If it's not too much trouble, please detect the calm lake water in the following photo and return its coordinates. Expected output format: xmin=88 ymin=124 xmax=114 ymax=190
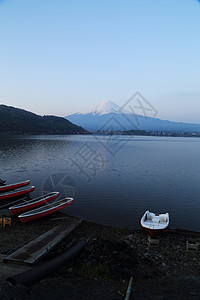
xmin=0 ymin=135 xmax=200 ymax=231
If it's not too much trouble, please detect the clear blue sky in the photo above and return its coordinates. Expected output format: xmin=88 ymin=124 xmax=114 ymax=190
xmin=0 ymin=0 xmax=200 ymax=123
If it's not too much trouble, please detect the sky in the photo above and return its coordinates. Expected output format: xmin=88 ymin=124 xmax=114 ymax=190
xmin=0 ymin=0 xmax=200 ymax=123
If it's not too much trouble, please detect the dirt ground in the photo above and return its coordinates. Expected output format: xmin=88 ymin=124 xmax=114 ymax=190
xmin=0 ymin=213 xmax=200 ymax=299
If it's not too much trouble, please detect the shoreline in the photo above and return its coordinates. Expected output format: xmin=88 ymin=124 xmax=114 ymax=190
xmin=65 ymin=212 xmax=200 ymax=234
xmin=1 ymin=213 xmax=200 ymax=299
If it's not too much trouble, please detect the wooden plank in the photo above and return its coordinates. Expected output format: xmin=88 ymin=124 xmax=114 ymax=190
xmin=3 ymin=219 xmax=82 ymax=266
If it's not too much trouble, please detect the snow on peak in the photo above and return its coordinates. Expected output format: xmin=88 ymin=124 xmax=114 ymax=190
xmin=81 ymin=100 xmax=121 ymax=115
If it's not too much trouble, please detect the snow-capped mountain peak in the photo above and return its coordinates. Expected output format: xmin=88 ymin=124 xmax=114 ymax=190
xmin=65 ymin=100 xmax=200 ymax=132
xmin=80 ymin=100 xmax=121 ymax=116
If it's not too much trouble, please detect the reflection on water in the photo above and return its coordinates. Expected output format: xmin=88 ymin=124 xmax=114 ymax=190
xmin=1 ymin=135 xmax=200 ymax=231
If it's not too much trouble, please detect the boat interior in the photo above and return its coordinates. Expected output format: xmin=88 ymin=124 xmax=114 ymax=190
xmin=20 ymin=198 xmax=73 ymax=216
xmin=12 ymin=192 xmax=58 ymax=208
xmin=144 ymin=212 xmax=168 ymax=224
xmin=4 ymin=186 xmax=34 ymax=195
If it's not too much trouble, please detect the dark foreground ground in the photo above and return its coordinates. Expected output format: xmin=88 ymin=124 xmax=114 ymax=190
xmin=0 ymin=214 xmax=200 ymax=299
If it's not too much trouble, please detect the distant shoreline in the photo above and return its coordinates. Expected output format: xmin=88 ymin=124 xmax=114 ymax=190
xmin=0 ymin=130 xmax=200 ymax=138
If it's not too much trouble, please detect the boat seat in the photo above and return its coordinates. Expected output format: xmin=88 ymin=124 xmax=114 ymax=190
xmin=144 ymin=220 xmax=153 ymax=225
xmin=159 ymin=216 xmax=167 ymax=223
xmin=152 ymin=216 xmax=160 ymax=223
xmin=146 ymin=214 xmax=153 ymax=221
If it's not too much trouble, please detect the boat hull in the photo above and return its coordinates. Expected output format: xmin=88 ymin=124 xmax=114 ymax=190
xmin=9 ymin=192 xmax=60 ymax=215
xmin=0 ymin=186 xmax=35 ymax=200
xmin=0 ymin=180 xmax=30 ymax=193
xmin=19 ymin=198 xmax=74 ymax=223
xmin=141 ymin=224 xmax=169 ymax=236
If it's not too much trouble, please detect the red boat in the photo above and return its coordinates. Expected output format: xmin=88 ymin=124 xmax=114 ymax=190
xmin=0 ymin=186 xmax=35 ymax=201
xmin=9 ymin=192 xmax=60 ymax=215
xmin=0 ymin=180 xmax=30 ymax=193
xmin=140 ymin=211 xmax=169 ymax=236
xmin=18 ymin=197 xmax=74 ymax=223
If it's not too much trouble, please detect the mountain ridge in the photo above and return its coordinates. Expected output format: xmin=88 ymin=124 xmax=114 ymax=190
xmin=0 ymin=104 xmax=86 ymax=134
xmin=65 ymin=100 xmax=200 ymax=132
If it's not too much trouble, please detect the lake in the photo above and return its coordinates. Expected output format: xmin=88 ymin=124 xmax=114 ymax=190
xmin=0 ymin=135 xmax=200 ymax=231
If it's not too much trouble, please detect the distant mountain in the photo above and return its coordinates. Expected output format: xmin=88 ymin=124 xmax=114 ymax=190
xmin=80 ymin=100 xmax=124 ymax=115
xmin=0 ymin=105 xmax=86 ymax=134
xmin=66 ymin=100 xmax=200 ymax=133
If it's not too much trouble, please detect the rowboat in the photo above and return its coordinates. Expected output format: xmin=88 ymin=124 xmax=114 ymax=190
xmin=18 ymin=198 xmax=74 ymax=223
xmin=0 ymin=180 xmax=30 ymax=193
xmin=140 ymin=211 xmax=169 ymax=236
xmin=0 ymin=186 xmax=35 ymax=201
xmin=9 ymin=192 xmax=60 ymax=215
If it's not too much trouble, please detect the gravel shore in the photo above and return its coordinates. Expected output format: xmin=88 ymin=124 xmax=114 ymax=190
xmin=0 ymin=214 xmax=200 ymax=299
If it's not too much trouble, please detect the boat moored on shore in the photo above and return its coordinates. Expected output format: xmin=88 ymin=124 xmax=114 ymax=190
xmin=9 ymin=192 xmax=60 ymax=215
xmin=18 ymin=197 xmax=74 ymax=223
xmin=0 ymin=186 xmax=35 ymax=201
xmin=141 ymin=211 xmax=169 ymax=236
xmin=0 ymin=180 xmax=30 ymax=193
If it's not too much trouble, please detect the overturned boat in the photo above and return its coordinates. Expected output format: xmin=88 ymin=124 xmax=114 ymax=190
xmin=9 ymin=192 xmax=60 ymax=215
xmin=141 ymin=211 xmax=169 ymax=236
xmin=18 ymin=197 xmax=74 ymax=223
xmin=0 ymin=180 xmax=30 ymax=193
xmin=0 ymin=186 xmax=35 ymax=201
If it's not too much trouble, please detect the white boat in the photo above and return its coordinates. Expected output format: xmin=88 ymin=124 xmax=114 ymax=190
xmin=140 ymin=211 xmax=169 ymax=236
